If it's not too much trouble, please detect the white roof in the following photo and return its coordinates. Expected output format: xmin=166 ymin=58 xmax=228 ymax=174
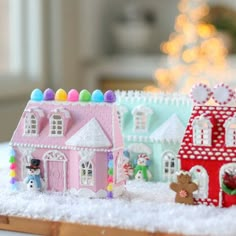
xmin=150 ymin=114 xmax=185 ymax=143
xmin=128 ymin=143 xmax=152 ymax=154
xmin=66 ymin=118 xmax=111 ymax=148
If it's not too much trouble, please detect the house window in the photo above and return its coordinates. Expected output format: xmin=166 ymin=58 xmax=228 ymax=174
xmin=49 ymin=114 xmax=63 ymax=136
xmin=192 ymin=115 xmax=212 ymax=146
xmin=24 ymin=113 xmax=38 ymax=136
xmin=163 ymin=151 xmax=176 ymax=182
xmin=80 ymin=161 xmax=93 ymax=186
xmin=132 ymin=106 xmax=153 ymax=132
xmin=190 ymin=166 xmax=209 ymax=199
xmin=224 ymin=117 xmax=236 ymax=147
xmin=134 ymin=111 xmax=147 ymax=131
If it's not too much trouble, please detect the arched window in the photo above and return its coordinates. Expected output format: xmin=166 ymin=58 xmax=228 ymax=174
xmin=190 ymin=165 xmax=209 ymax=199
xmin=224 ymin=116 xmax=236 ymax=147
xmin=162 ymin=151 xmax=176 ymax=182
xmin=49 ymin=114 xmax=63 ymax=136
xmin=132 ymin=106 xmax=153 ymax=132
xmin=80 ymin=161 xmax=93 ymax=186
xmin=192 ymin=115 xmax=212 ymax=146
xmin=24 ymin=113 xmax=38 ymax=136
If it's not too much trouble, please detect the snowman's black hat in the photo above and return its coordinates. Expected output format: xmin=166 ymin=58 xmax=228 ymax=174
xmin=26 ymin=159 xmax=40 ymax=169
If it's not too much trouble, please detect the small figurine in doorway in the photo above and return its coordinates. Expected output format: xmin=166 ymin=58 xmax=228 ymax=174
xmin=24 ymin=159 xmax=43 ymax=191
xmin=134 ymin=153 xmax=152 ymax=181
xmin=170 ymin=171 xmax=198 ymax=205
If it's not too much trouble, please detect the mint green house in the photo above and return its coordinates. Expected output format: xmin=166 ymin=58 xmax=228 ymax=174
xmin=116 ymin=91 xmax=193 ymax=182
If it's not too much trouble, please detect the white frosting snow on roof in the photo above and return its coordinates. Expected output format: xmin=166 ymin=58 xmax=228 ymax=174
xmin=150 ymin=114 xmax=185 ymax=143
xmin=66 ymin=118 xmax=111 ymax=148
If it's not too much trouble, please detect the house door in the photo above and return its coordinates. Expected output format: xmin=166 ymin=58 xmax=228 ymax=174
xmin=219 ymin=163 xmax=236 ymax=207
xmin=43 ymin=151 xmax=67 ymax=191
xmin=162 ymin=151 xmax=176 ymax=182
xmin=190 ymin=165 xmax=209 ymax=200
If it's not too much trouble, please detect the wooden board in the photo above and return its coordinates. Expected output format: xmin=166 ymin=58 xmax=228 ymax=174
xmin=0 ymin=215 xmax=182 ymax=236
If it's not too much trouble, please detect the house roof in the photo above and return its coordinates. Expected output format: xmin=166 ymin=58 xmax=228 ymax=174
xmin=178 ymin=105 xmax=236 ymax=162
xmin=150 ymin=114 xmax=185 ymax=143
xmin=10 ymin=101 xmax=123 ymax=152
xmin=66 ymin=118 xmax=111 ymax=148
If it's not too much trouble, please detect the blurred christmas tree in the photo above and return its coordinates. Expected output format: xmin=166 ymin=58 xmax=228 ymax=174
xmin=146 ymin=0 xmax=232 ymax=93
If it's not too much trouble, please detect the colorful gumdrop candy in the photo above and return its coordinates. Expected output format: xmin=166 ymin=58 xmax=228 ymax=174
xmin=43 ymin=88 xmax=55 ymax=101
xmin=104 ymin=90 xmax=116 ymax=103
xmin=79 ymin=89 xmax=91 ymax=102
xmin=55 ymin=89 xmax=67 ymax=101
xmin=91 ymin=90 xmax=104 ymax=102
xmin=31 ymin=89 xmax=43 ymax=101
xmin=68 ymin=89 xmax=79 ymax=101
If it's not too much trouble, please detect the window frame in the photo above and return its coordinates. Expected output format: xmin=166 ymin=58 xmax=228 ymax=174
xmin=162 ymin=151 xmax=176 ymax=182
xmin=224 ymin=116 xmax=236 ymax=147
xmin=192 ymin=115 xmax=212 ymax=146
xmin=80 ymin=161 xmax=94 ymax=186
xmin=49 ymin=114 xmax=64 ymax=137
xmin=24 ymin=112 xmax=38 ymax=136
xmin=132 ymin=106 xmax=153 ymax=133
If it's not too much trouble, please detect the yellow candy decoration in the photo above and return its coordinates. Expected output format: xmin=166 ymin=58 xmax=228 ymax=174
xmin=10 ymin=170 xmax=16 ymax=177
xmin=107 ymin=183 xmax=113 ymax=191
xmin=55 ymin=89 xmax=67 ymax=101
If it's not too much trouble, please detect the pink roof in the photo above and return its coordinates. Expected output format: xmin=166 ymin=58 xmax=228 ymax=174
xmin=178 ymin=105 xmax=236 ymax=162
xmin=11 ymin=101 xmax=123 ymax=151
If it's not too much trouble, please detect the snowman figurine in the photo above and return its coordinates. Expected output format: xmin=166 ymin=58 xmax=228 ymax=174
xmin=134 ymin=153 xmax=152 ymax=181
xmin=24 ymin=159 xmax=43 ymax=191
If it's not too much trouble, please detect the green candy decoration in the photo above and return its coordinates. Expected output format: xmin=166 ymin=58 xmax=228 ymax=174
xmin=108 ymin=168 xmax=113 ymax=176
xmin=9 ymin=156 xmax=15 ymax=163
xmin=79 ymin=89 xmax=91 ymax=102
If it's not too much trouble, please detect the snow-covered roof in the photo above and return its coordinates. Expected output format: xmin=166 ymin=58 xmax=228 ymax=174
xmin=150 ymin=114 xmax=185 ymax=143
xmin=178 ymin=105 xmax=236 ymax=161
xmin=66 ymin=118 xmax=111 ymax=148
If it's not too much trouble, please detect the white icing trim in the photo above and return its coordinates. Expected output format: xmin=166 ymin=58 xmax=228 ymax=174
xmin=29 ymin=100 xmax=115 ymax=107
xmin=43 ymin=150 xmax=67 ymax=191
xmin=115 ymin=90 xmax=192 ymax=106
xmin=66 ymin=118 xmax=111 ymax=148
xmin=128 ymin=143 xmax=152 ymax=154
xmin=11 ymin=142 xmax=123 ymax=152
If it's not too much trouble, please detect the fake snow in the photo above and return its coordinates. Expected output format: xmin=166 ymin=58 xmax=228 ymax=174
xmin=1 ymin=144 xmax=236 ymax=235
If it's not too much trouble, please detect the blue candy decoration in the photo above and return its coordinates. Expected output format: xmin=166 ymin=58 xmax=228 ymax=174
xmin=108 ymin=160 xmax=114 ymax=168
xmin=123 ymin=150 xmax=130 ymax=158
xmin=10 ymin=149 xmax=16 ymax=157
xmin=31 ymin=89 xmax=43 ymax=101
xmin=91 ymin=89 xmax=104 ymax=102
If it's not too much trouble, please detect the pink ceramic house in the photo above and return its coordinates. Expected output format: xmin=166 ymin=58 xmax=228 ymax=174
xmin=10 ymin=88 xmax=125 ymax=198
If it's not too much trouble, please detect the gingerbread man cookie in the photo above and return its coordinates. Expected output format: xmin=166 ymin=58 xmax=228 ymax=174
xmin=170 ymin=171 xmax=198 ymax=205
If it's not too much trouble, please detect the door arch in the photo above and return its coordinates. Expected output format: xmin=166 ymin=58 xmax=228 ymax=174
xmin=162 ymin=151 xmax=177 ymax=182
xmin=43 ymin=150 xmax=67 ymax=191
xmin=190 ymin=165 xmax=209 ymax=199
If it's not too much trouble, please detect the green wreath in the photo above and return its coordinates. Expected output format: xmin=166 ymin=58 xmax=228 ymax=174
xmin=222 ymin=182 xmax=236 ymax=195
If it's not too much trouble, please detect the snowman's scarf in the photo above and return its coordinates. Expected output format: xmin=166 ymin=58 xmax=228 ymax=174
xmin=134 ymin=165 xmax=148 ymax=181
xmin=25 ymin=174 xmax=42 ymax=188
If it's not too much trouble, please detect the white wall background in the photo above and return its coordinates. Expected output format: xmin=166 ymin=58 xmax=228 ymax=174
xmin=78 ymin=0 xmax=236 ymax=61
